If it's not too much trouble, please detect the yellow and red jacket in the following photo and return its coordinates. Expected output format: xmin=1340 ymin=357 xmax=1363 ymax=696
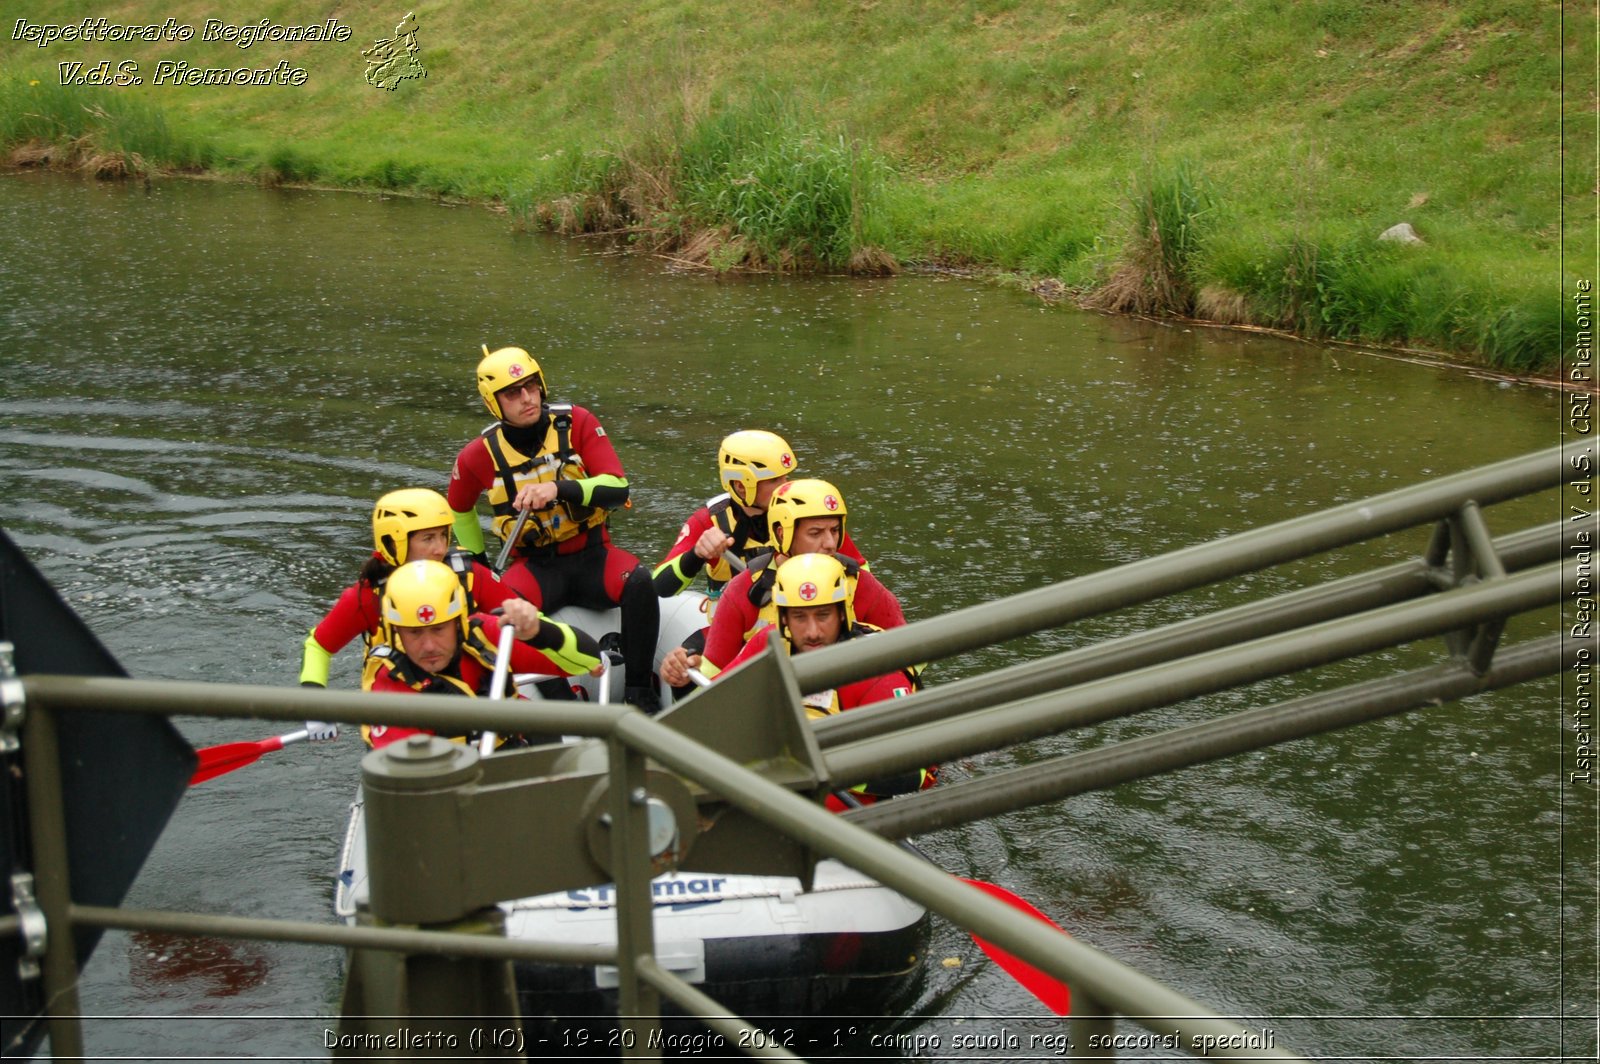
xmin=722 ymin=622 xmax=934 ymax=805
xmin=360 ymin=612 xmax=601 ymax=747
xmin=447 ymin=404 xmax=630 ymax=558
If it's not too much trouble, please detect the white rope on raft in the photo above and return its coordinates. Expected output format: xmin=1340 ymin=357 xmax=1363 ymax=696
xmin=503 ymin=875 xmax=888 ymax=911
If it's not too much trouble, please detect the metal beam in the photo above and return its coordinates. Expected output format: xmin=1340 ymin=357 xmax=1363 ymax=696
xmin=794 ymin=441 xmax=1581 ymax=692
xmin=19 ymin=704 xmax=83 ymax=1060
xmin=604 ymin=707 xmax=1311 ymax=1062
xmin=822 ymin=561 xmax=1562 ymax=784
xmin=608 ymin=736 xmax=661 ymax=1055
xmin=634 ymin=957 xmax=804 ymax=1061
xmin=816 ymin=518 xmax=1571 ymax=747
xmin=18 ymin=674 xmax=632 ymax=734
xmin=843 ymin=633 xmax=1573 ymax=838
xmin=70 ymin=904 xmax=613 ymax=965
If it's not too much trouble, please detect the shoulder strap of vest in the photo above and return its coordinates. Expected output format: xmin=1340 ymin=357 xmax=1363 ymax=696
xmin=746 ymin=552 xmax=777 ymax=606
xmin=443 ymin=549 xmax=477 ymax=605
xmin=481 ymin=427 xmax=522 ymax=509
xmin=370 ymin=642 xmax=432 ymax=691
xmin=462 ymin=618 xmax=497 ymax=662
xmin=836 ymin=555 xmax=862 ymax=578
xmin=459 ymin=618 xmax=508 ymax=695
xmin=548 ymin=404 xmax=575 ymax=462
xmin=709 ymin=498 xmax=753 ymax=556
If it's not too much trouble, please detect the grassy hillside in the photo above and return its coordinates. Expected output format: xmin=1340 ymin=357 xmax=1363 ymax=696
xmin=2 ymin=0 xmax=1590 ymax=373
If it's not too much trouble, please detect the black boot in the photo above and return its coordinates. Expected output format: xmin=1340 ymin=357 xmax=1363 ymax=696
xmin=533 ymin=676 xmax=577 ymax=701
xmin=624 ymin=684 xmax=662 ymax=715
xmin=618 ymin=566 xmax=661 ymax=706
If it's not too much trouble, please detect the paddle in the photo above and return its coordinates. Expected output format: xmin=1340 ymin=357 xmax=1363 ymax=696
xmin=595 ymin=649 xmax=617 ymax=705
xmin=683 ymin=671 xmax=1071 ymax=1014
xmin=189 ymin=728 xmax=310 ymax=786
xmin=956 ymin=877 xmax=1072 ymax=1015
xmin=478 ymin=617 xmax=518 ymax=755
xmin=831 ymin=788 xmax=1071 ymax=1015
xmin=494 ymin=507 xmax=532 ymax=574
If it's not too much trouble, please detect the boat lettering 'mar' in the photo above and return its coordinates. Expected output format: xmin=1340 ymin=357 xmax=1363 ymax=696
xmin=565 ymin=876 xmax=731 ymax=911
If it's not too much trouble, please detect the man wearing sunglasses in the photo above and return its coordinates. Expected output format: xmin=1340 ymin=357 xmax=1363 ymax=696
xmin=448 ymin=345 xmax=661 ymax=713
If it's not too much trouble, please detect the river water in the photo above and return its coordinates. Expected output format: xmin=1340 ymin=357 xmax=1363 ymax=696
xmin=0 ymin=171 xmax=1589 ymax=1062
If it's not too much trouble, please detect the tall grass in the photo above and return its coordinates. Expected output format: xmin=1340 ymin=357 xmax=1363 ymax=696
xmin=1089 ymin=162 xmax=1216 ymax=317
xmin=1199 ymin=224 xmax=1562 ymax=369
xmin=505 ymin=147 xmax=631 ymax=234
xmin=0 ymin=77 xmax=211 ymax=176
xmin=0 ymin=0 xmax=1576 ymax=370
xmin=672 ymin=95 xmax=895 ymax=272
xmin=508 ymin=92 xmax=897 ymax=274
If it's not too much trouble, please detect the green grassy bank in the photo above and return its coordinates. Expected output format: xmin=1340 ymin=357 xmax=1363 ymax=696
xmin=3 ymin=1 xmax=1591 ymax=374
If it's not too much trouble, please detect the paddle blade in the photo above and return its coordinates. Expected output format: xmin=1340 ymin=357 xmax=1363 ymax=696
xmin=960 ymin=877 xmax=1072 ymax=1016
xmin=188 ymin=731 xmax=303 ymax=786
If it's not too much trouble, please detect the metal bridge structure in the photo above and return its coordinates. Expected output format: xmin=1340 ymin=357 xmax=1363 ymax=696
xmin=1 ymin=440 xmax=1591 ymax=1061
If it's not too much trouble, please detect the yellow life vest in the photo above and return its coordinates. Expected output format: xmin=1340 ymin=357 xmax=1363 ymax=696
xmin=354 ymin=552 xmax=481 ymax=687
xmin=699 ymin=495 xmax=777 ymax=614
xmin=360 ymin=619 xmax=510 ymax=746
xmin=480 ymin=406 xmax=608 ymax=551
xmin=363 ymin=618 xmax=504 ymax=694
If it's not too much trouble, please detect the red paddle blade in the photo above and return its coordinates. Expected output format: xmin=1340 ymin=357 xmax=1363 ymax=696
xmin=189 ymin=735 xmax=287 ymax=786
xmin=960 ymin=877 xmax=1072 ymax=1016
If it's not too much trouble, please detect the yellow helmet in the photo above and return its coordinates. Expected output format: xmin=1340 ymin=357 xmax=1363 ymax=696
xmin=372 ymin=488 xmax=453 ymax=566
xmin=718 ymin=430 xmax=798 ymax=508
xmin=380 ymin=560 xmax=469 ymax=644
xmin=772 ymin=552 xmax=854 ymax=629
xmin=767 ymin=478 xmax=847 ymax=556
xmin=476 ymin=344 xmax=547 ymax=420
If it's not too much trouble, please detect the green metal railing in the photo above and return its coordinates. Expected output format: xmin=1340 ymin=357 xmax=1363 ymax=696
xmin=17 ymin=674 xmax=1315 ymax=1063
xmin=7 ymin=440 xmax=1588 ymax=1061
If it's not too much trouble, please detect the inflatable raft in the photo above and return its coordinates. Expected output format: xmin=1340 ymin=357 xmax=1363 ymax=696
xmin=540 ymin=589 xmax=711 ymax=706
xmin=334 ymin=797 xmax=928 ymax=1028
xmin=335 ymin=590 xmax=929 ymax=1032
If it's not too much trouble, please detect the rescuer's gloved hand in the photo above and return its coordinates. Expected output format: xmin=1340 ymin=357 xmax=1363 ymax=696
xmin=304 ymin=720 xmax=340 ymax=742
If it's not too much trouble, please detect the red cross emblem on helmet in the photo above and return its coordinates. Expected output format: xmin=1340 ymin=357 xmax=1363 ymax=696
xmin=780 ymin=452 xmax=793 ymax=468
xmin=508 ymin=363 xmax=525 ymax=378
xmin=823 ymin=494 xmax=839 ymax=511
xmin=798 ymin=581 xmax=819 ymax=602
xmin=416 ymin=604 xmax=437 ymax=623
